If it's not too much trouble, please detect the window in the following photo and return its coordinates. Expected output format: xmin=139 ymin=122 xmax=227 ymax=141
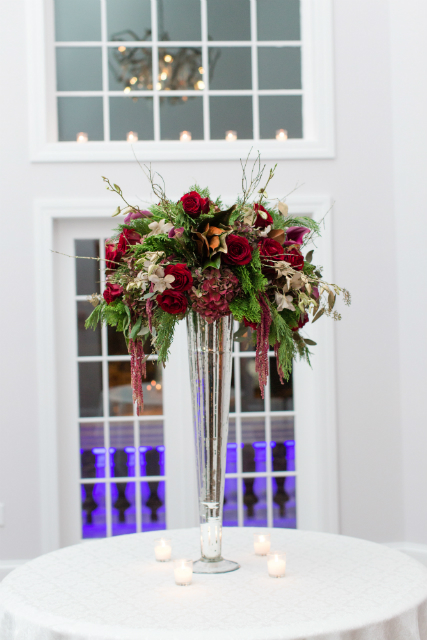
xmin=224 ymin=324 xmax=296 ymax=528
xmin=29 ymin=0 xmax=334 ymax=160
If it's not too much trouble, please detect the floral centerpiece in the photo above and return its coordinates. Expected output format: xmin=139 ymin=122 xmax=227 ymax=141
xmin=86 ymin=160 xmax=349 ymax=416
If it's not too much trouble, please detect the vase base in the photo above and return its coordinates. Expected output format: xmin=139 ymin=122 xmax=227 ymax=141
xmin=193 ymin=558 xmax=240 ymax=574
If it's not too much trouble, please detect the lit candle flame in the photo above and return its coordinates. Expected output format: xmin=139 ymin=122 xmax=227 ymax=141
xmin=276 ymin=129 xmax=288 ymax=141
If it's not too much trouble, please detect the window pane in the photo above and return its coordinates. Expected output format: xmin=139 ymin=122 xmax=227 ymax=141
xmin=55 ymin=0 xmax=101 ymax=42
xmin=141 ymin=361 xmax=163 ymax=415
xmin=258 ymin=46 xmax=301 ymax=90
xmin=158 ymin=0 xmax=201 ymax=41
xmin=240 ymin=358 xmax=264 ymax=412
xmin=270 ymin=358 xmax=293 ymax=410
xmin=108 ymin=47 xmax=153 ymax=91
xmin=111 ymin=482 xmax=137 ymax=535
xmin=81 ymin=482 xmax=106 ymax=538
xmin=237 ymin=324 xmax=256 ymax=352
xmin=242 ymin=417 xmax=266 ymax=472
xmin=257 ymin=0 xmax=301 ymax=41
xmin=271 ymin=416 xmax=295 ymax=471
xmin=223 ymin=478 xmax=238 ymax=526
xmin=207 ymin=0 xmax=251 ymax=41
xmin=139 ymin=420 xmax=164 ymax=449
xmin=208 ymin=47 xmax=251 ymax=90
xmin=272 ymin=476 xmax=296 ymax=528
xmin=79 ymin=362 xmax=103 ymax=417
xmin=106 ymin=0 xmax=152 ymax=41
xmin=109 ymin=361 xmax=133 ymax=416
xmin=141 ymin=480 xmax=166 ymax=530
xmin=243 ymin=477 xmax=267 ymax=526
xmin=75 ymin=240 xmax=100 ymax=295
xmin=77 ymin=301 xmax=101 ymax=357
xmin=80 ymin=423 xmax=104 ymax=478
xmin=226 ymin=418 xmax=237 ymax=472
xmin=58 ymin=97 xmax=104 ymax=141
xmin=259 ymin=95 xmax=302 ymax=139
xmin=160 ymin=97 xmax=203 ymax=140
xmin=109 ymin=97 xmax=154 ymax=140
xmin=108 ymin=324 xmax=128 ymax=356
xmin=158 ymin=47 xmax=202 ymax=91
xmin=56 ymin=48 xmax=102 ymax=91
xmin=110 ymin=422 xmax=135 ymax=476
xmin=209 ymin=96 xmax=253 ymax=140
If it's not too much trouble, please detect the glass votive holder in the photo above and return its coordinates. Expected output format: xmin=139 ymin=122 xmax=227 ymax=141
xmin=267 ymin=552 xmax=286 ymax=578
xmin=179 ymin=130 xmax=192 ymax=142
xmin=254 ymin=532 xmax=271 ymax=556
xmin=76 ymin=132 xmax=88 ymax=143
xmin=126 ymin=131 xmax=138 ymax=143
xmin=276 ymin=128 xmax=288 ymax=141
xmin=154 ymin=538 xmax=172 ymax=562
xmin=174 ymin=559 xmax=193 ymax=586
xmin=225 ymin=130 xmax=237 ymax=142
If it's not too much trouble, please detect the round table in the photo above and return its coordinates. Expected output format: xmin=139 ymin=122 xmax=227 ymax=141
xmin=1 ymin=527 xmax=427 ymax=640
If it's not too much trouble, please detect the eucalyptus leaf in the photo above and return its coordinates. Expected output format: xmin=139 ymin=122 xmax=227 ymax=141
xmin=137 ymin=325 xmax=150 ymax=336
xmin=143 ymin=291 xmax=156 ymax=299
xmin=312 ymin=308 xmax=325 ymax=323
xmin=123 ymin=305 xmax=131 ymax=331
xmin=328 ymin=291 xmax=336 ymax=311
xmin=130 ymin=317 xmax=142 ymax=340
xmin=304 ymin=338 xmax=317 ymax=346
xmin=305 ymin=249 xmax=314 ymax=264
xmin=202 ymin=255 xmax=221 ymax=270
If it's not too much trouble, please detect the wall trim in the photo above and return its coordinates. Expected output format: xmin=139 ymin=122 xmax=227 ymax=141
xmin=35 ymin=194 xmax=338 ymax=552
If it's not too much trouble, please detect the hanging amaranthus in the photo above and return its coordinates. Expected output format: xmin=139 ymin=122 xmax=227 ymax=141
xmin=255 ymin=294 xmax=272 ymax=398
xmin=128 ymin=338 xmax=146 ymax=416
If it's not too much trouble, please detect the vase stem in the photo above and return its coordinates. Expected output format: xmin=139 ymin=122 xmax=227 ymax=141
xmin=186 ymin=312 xmax=240 ymax=574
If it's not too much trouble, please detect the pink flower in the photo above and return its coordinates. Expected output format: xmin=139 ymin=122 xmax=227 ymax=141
xmin=124 ymin=209 xmax=152 ymax=224
xmin=168 ymin=226 xmax=185 ymax=239
xmin=284 ymin=226 xmax=310 ymax=247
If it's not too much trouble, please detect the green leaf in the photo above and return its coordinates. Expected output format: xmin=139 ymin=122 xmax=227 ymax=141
xmin=113 ymin=183 xmax=121 ymax=192
xmin=312 ymin=308 xmax=325 ymax=323
xmin=209 ymin=205 xmax=236 ymax=227
xmin=328 ymin=291 xmax=336 ymax=311
xmin=143 ymin=291 xmax=156 ymax=299
xmin=305 ymin=249 xmax=314 ymax=263
xmin=112 ymin=206 xmax=121 ymax=217
xmin=130 ymin=317 xmax=142 ymax=340
xmin=123 ymin=305 xmax=131 ymax=331
xmin=233 ymin=325 xmax=248 ymax=340
xmin=202 ymin=255 xmax=221 ymax=270
xmin=304 ymin=338 xmax=317 ymax=346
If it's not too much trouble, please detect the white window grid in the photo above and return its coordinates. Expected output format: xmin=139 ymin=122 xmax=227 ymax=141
xmin=76 ymin=237 xmax=165 ymax=538
xmin=54 ymin=0 xmax=303 ymax=142
xmin=227 ymin=321 xmax=296 ymax=528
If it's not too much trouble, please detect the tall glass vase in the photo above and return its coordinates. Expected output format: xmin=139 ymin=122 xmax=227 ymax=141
xmin=187 ymin=312 xmax=240 ymax=574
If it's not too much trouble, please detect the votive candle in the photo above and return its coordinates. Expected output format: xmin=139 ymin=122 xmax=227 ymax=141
xmin=225 ymin=130 xmax=237 ymax=142
xmin=76 ymin=132 xmax=88 ymax=143
xmin=276 ymin=129 xmax=288 ymax=141
xmin=180 ymin=130 xmax=192 ymax=142
xmin=267 ymin=552 xmax=286 ymax=578
xmin=154 ymin=538 xmax=172 ymax=562
xmin=174 ymin=559 xmax=193 ymax=586
xmin=254 ymin=533 xmax=271 ymax=556
xmin=126 ymin=131 xmax=138 ymax=142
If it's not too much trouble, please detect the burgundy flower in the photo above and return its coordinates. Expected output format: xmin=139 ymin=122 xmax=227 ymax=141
xmin=123 ymin=209 xmax=152 ymax=224
xmin=284 ymin=226 xmax=310 ymax=247
xmin=164 ymin=264 xmax=193 ymax=292
xmin=103 ymin=283 xmax=123 ymax=304
xmin=117 ymin=228 xmax=142 ymax=254
xmin=156 ymin=290 xmax=188 ymax=315
xmin=243 ymin=317 xmax=258 ymax=330
xmin=180 ymin=191 xmax=210 ymax=218
xmin=105 ymin=243 xmax=122 ymax=270
xmin=258 ymin=238 xmax=285 ymax=276
xmin=254 ymin=203 xmax=273 ymax=229
xmin=284 ymin=247 xmax=304 ymax=271
xmin=168 ymin=226 xmax=184 ymax=239
xmin=222 ymin=234 xmax=252 ymax=266
xmin=292 ymin=313 xmax=309 ymax=332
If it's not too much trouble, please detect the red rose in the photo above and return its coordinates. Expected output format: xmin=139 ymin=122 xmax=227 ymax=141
xmin=285 ymin=247 xmax=304 ymax=271
xmin=105 ymin=243 xmax=122 ymax=270
xmin=103 ymin=283 xmax=123 ymax=304
xmin=258 ymin=238 xmax=285 ymax=276
xmin=117 ymin=228 xmax=142 ymax=254
xmin=243 ymin=317 xmax=258 ymax=330
xmin=222 ymin=234 xmax=252 ymax=266
xmin=180 ymin=191 xmax=210 ymax=218
xmin=292 ymin=313 xmax=309 ymax=332
xmin=164 ymin=264 xmax=193 ymax=292
xmin=254 ymin=203 xmax=273 ymax=229
xmin=156 ymin=290 xmax=188 ymax=315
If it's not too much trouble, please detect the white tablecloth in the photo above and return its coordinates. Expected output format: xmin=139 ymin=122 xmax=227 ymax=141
xmin=1 ymin=527 xmax=427 ymax=640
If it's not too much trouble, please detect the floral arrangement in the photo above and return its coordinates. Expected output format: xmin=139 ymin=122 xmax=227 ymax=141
xmin=85 ymin=159 xmax=350 ymax=414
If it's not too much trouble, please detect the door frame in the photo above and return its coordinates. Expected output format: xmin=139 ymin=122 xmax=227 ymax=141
xmin=34 ymin=194 xmax=338 ymax=553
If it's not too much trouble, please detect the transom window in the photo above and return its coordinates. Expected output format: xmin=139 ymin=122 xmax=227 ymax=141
xmin=54 ymin=0 xmax=303 ymax=143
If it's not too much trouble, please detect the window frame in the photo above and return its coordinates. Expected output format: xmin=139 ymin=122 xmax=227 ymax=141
xmin=28 ymin=0 xmax=335 ymax=162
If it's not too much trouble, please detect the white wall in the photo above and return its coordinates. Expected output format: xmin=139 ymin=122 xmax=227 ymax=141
xmin=0 ymin=0 xmax=417 ymax=562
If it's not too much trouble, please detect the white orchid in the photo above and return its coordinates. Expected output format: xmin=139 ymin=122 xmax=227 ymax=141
xmin=258 ymin=225 xmax=272 ymax=237
xmin=147 ymin=219 xmax=174 ymax=237
xmin=275 ymin=290 xmax=295 ymax=312
xmin=148 ymin=266 xmax=175 ymax=293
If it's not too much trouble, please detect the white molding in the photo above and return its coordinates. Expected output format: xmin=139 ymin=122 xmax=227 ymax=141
xmin=35 ymin=194 xmax=338 ymax=550
xmin=0 ymin=561 xmax=28 ymax=582
xmin=27 ymin=0 xmax=335 ymax=162
xmin=383 ymin=542 xmax=427 ymax=567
